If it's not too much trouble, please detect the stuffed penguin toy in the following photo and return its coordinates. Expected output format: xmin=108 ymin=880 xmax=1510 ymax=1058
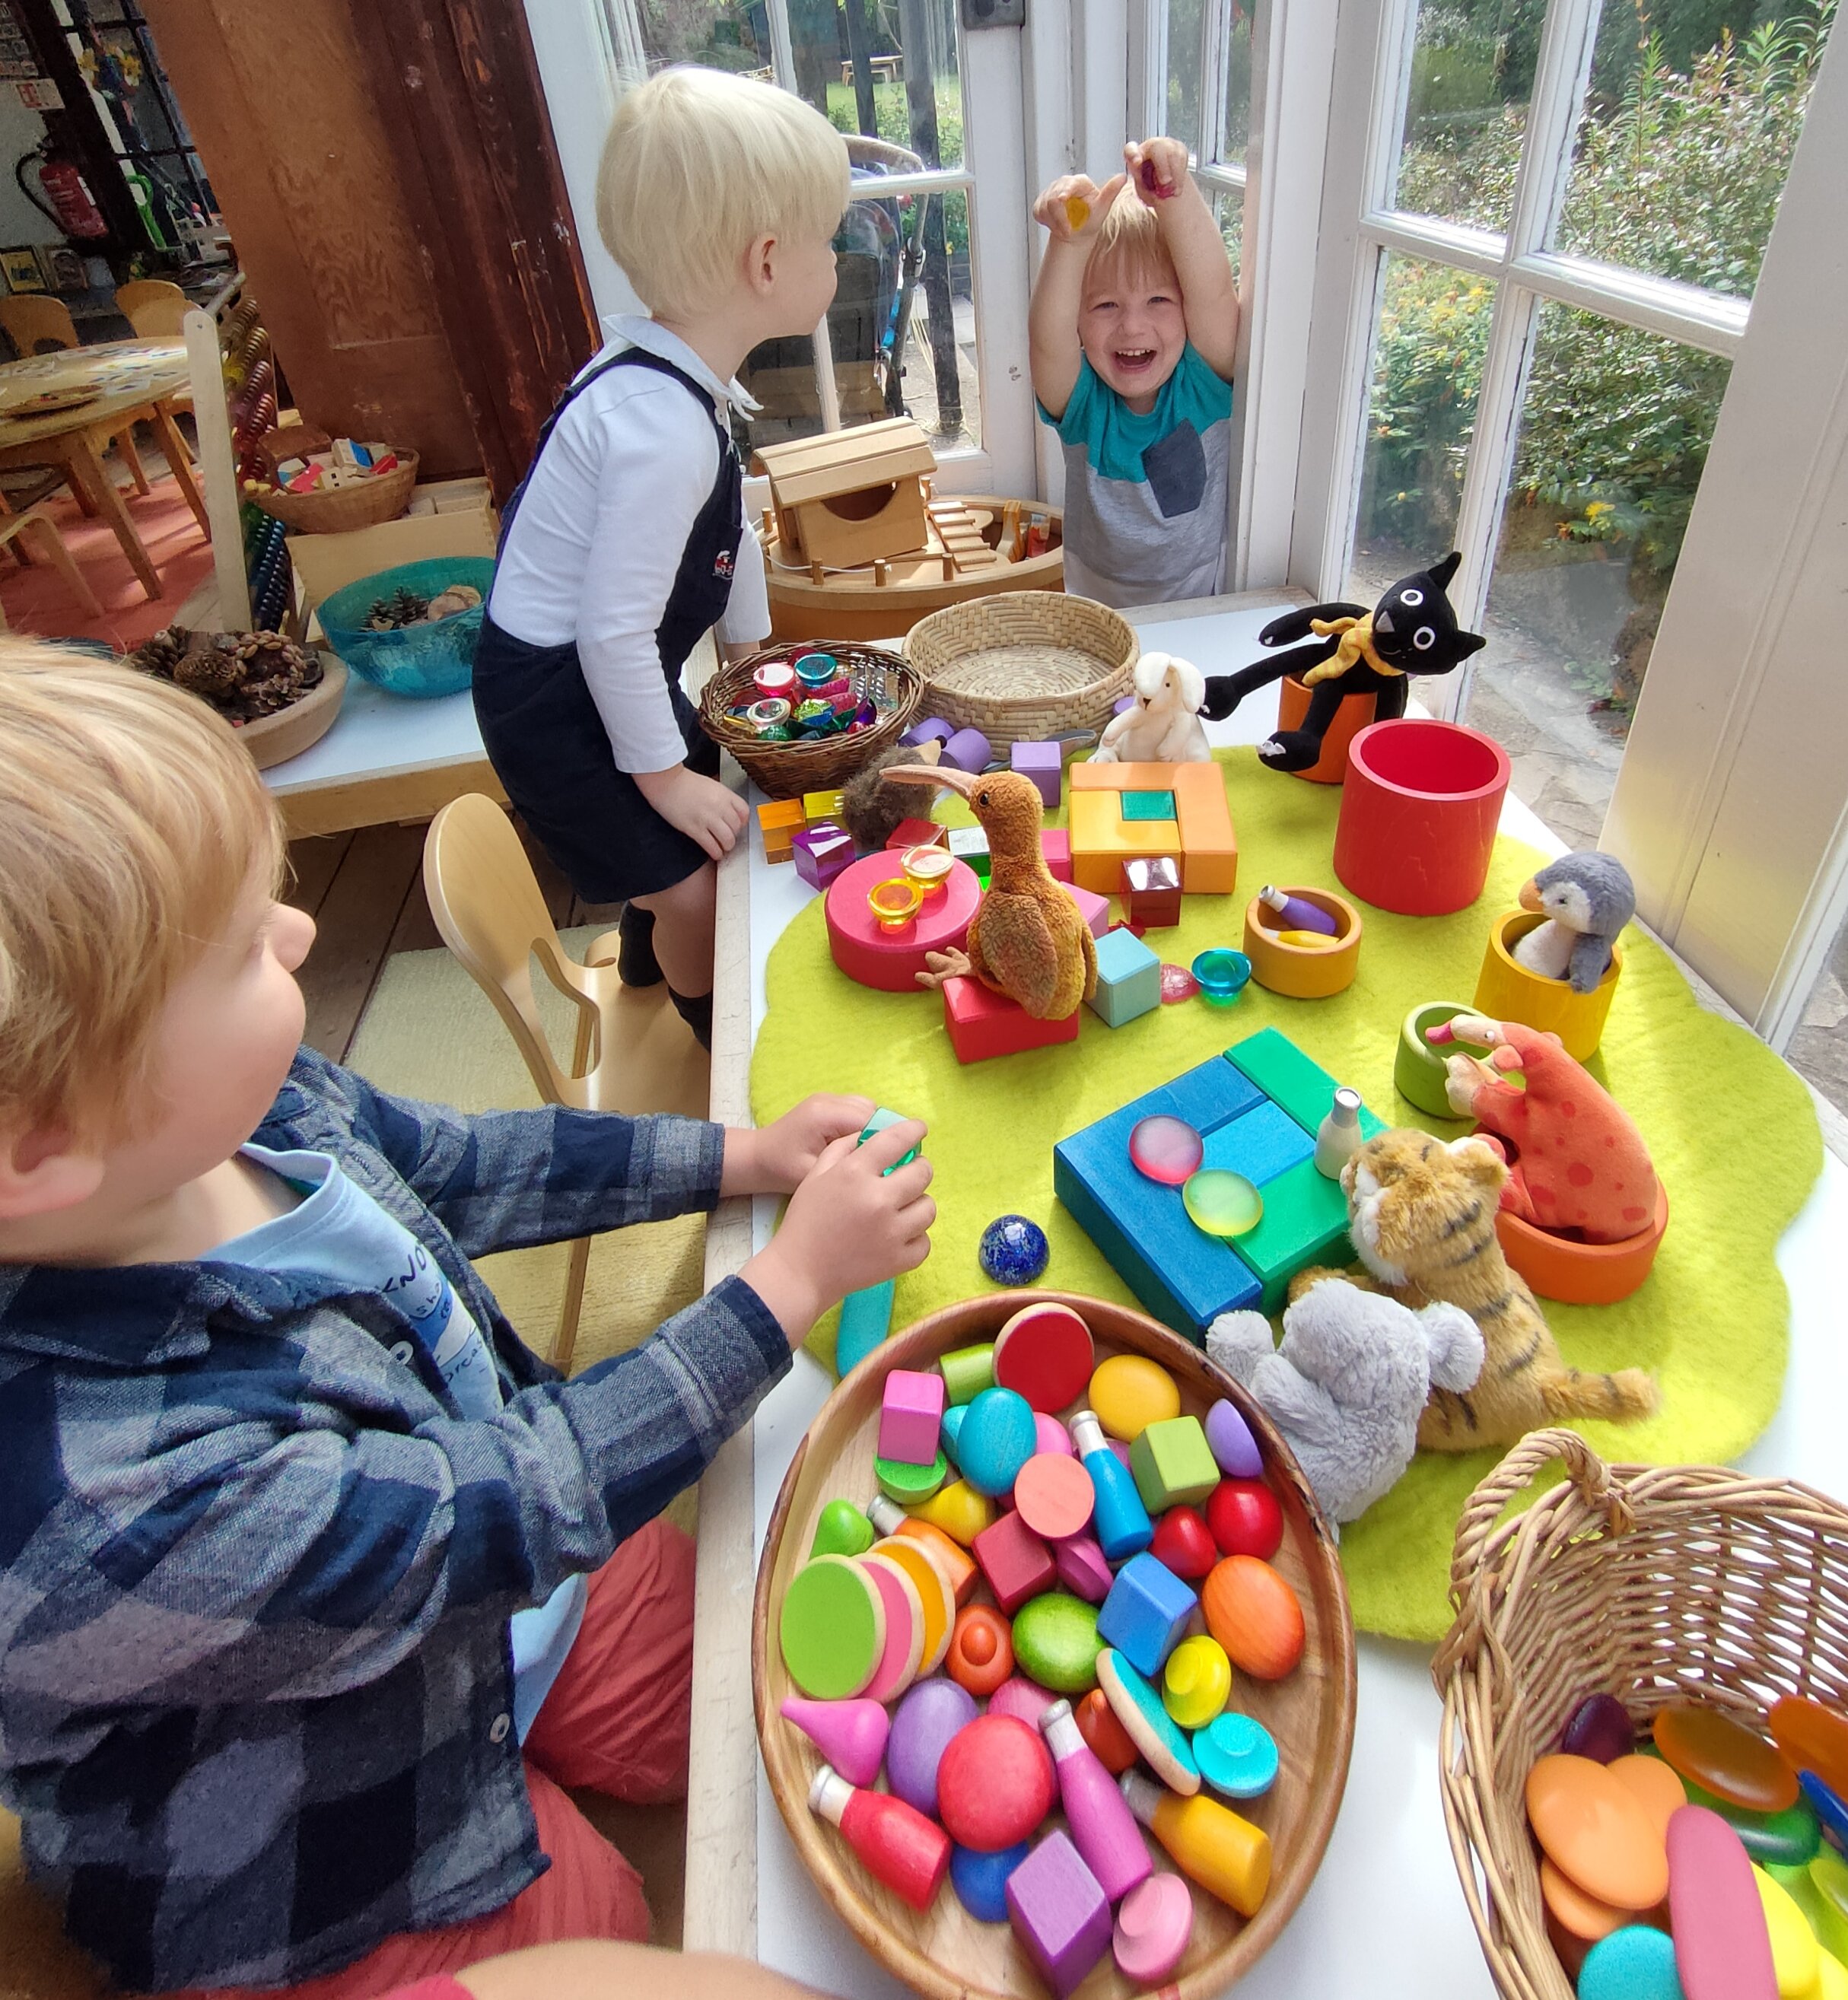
xmin=1510 ymin=851 xmax=1635 ymax=993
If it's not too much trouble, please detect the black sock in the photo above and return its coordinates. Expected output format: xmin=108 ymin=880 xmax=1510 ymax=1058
xmin=617 ymin=904 xmax=663 ymax=987
xmin=669 ymin=987 xmax=713 ymax=1050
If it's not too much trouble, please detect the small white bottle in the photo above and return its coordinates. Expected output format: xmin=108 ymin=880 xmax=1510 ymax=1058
xmin=1314 ymin=1086 xmax=1363 ymax=1178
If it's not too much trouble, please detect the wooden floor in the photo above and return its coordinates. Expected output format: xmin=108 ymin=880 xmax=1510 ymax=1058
xmin=288 ymin=817 xmax=622 ymax=1062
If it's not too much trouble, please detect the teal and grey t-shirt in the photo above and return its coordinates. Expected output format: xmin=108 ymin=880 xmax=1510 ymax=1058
xmin=1039 ymin=344 xmax=1234 ymax=608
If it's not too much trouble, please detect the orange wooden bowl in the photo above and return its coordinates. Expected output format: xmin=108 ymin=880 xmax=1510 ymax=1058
xmin=752 ymin=1290 xmax=1357 ymax=2000
xmin=1242 ymin=886 xmax=1363 ymax=999
xmin=1496 ymin=1181 xmax=1670 ymax=1305
xmin=1274 ymin=672 xmax=1377 ymax=784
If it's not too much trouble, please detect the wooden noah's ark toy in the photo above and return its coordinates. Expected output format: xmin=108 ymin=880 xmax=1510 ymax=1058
xmin=755 ymin=417 xmax=1064 ymax=643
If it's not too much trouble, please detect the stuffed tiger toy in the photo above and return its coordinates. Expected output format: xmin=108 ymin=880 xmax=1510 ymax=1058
xmin=1290 ymin=1128 xmax=1658 ymax=1452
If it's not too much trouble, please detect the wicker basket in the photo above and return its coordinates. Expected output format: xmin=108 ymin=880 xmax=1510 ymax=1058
xmin=905 ymin=590 xmax=1137 ymax=751
xmin=1432 ymin=1429 xmax=1848 ymax=2000
xmin=698 ymin=643 xmax=922 ymax=800
xmin=250 ymin=451 xmax=419 ymax=534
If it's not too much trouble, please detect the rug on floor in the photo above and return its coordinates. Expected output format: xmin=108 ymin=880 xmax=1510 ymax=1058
xmin=0 ymin=479 xmax=212 ymax=649
xmin=750 ymin=746 xmax=1824 ymax=1643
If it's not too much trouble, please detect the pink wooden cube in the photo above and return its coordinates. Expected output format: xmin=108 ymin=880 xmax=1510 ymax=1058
xmin=793 ymin=823 xmax=855 ymax=891
xmin=879 ymin=1369 xmax=947 ymax=1466
xmin=1041 ymin=828 xmax=1072 ymax=882
xmin=1006 ymin=1831 xmax=1112 ymax=1997
xmin=1011 ymin=739 xmax=1063 ymax=809
xmin=1062 ymin=880 xmax=1111 ymax=938
xmin=972 ymin=1508 xmax=1056 ymax=1614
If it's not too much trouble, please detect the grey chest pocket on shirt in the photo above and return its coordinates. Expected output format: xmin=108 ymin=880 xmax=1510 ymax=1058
xmin=1140 ymin=420 xmax=1208 ymax=520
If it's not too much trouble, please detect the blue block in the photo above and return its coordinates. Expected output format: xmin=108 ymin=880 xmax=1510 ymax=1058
xmin=835 ymin=1280 xmax=895 ymax=1375
xmin=1087 ymin=927 xmax=1162 ymax=1028
xmin=1054 ymin=1111 xmax=1261 ymax=1337
xmin=1158 ymin=1055 xmax=1265 ymax=1135
xmin=1200 ymin=1101 xmax=1316 ymax=1186
xmin=1096 ymin=1551 xmax=1198 ymax=1678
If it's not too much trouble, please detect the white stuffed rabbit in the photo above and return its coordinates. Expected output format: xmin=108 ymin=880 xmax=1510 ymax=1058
xmin=1091 ymin=651 xmax=1212 ymax=765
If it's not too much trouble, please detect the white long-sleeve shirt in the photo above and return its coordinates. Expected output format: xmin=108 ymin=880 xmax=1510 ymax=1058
xmin=486 ymin=316 xmax=771 ymax=775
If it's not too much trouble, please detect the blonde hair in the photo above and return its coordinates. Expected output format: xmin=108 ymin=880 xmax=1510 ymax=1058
xmin=1085 ymin=187 xmax=1181 ymax=300
xmin=597 ymin=67 xmax=851 ymax=321
xmin=0 ymin=641 xmax=284 ymax=1138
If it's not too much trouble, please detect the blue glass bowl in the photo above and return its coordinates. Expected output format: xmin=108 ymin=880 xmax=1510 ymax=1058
xmin=317 ymin=557 xmax=497 ymax=698
xmin=1191 ymin=948 xmax=1253 ymax=1005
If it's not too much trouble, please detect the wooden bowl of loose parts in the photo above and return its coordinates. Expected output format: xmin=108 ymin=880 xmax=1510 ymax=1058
xmin=752 ymin=1289 xmax=1357 ymax=2000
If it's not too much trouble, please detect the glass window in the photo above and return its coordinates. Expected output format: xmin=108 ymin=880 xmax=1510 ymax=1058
xmin=1166 ymin=0 xmax=1207 ymax=156
xmin=1220 ymin=2 xmax=1255 ymax=166
xmin=1212 ymin=187 xmax=1245 ymax=279
xmin=1346 ymin=253 xmax=1494 ymax=603
xmin=1465 ymin=302 xmax=1730 ymax=848
xmin=1390 ymin=0 xmax=1544 ymax=232
xmin=1554 ymin=0 xmax=1830 ymax=301
xmin=1785 ymin=903 xmax=1848 ymax=1121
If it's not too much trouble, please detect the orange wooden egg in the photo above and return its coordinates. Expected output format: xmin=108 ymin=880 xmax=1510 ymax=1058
xmin=1654 ymin=1703 xmax=1799 ymax=1813
xmin=1769 ymin=1696 xmax=1848 ymax=1801
xmin=947 ymin=1603 xmax=1014 ymax=1697
xmin=1076 ymin=1687 xmax=1141 ymax=1774
xmin=1525 ymin=1754 xmax=1671 ymax=1912
xmin=1201 ymin=1556 xmax=1305 ymax=1680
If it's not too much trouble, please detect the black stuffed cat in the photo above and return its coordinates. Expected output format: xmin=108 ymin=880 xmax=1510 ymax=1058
xmin=1201 ymin=552 xmax=1487 ymax=774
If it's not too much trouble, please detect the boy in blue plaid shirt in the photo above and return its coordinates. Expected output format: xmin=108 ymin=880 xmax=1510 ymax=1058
xmin=0 ymin=646 xmax=934 ymax=1995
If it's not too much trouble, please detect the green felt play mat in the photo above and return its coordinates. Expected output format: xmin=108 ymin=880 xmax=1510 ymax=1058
xmin=750 ymin=748 xmax=1822 ymax=1642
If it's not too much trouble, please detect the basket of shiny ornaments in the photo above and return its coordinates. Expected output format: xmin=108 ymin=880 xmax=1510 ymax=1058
xmin=1435 ymin=1429 xmax=1848 ymax=2000
xmin=753 ymin=1289 xmax=1357 ymax=2000
xmin=698 ymin=643 xmax=923 ymax=800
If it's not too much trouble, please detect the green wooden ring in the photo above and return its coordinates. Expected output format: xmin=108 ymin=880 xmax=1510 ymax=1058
xmin=1395 ymin=1000 xmax=1488 ymax=1119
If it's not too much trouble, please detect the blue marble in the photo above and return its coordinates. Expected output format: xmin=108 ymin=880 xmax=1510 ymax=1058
xmin=950 ymin=1840 xmax=1029 ymax=1922
xmin=979 ymin=1213 xmax=1050 ymax=1286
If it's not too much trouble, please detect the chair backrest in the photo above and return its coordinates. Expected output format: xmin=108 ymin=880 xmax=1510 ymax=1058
xmin=421 ymin=795 xmax=594 ymax=1108
xmin=0 ymin=294 xmax=77 ymax=355
xmin=115 ymin=278 xmax=188 ymax=339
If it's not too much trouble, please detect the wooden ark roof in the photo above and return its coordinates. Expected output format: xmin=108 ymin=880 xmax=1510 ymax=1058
xmin=755 ymin=416 xmax=937 ymax=504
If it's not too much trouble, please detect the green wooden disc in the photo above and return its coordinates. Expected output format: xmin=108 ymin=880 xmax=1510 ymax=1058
xmin=779 ymin=1553 xmax=885 ymax=1699
xmin=876 ymin=1448 xmax=949 ymax=1504
xmin=809 ymin=1497 xmax=875 ymax=1560
xmin=940 ymin=1340 xmax=997 ymax=1406
xmin=1012 ymin=1592 xmax=1103 ymax=1695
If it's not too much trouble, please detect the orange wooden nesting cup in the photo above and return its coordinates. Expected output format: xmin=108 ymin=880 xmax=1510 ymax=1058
xmin=1333 ymin=720 xmax=1510 ymax=916
xmin=1274 ymin=673 xmax=1379 ymax=784
xmin=1496 ymin=1181 xmax=1669 ymax=1305
xmin=1242 ymin=887 xmax=1363 ymax=999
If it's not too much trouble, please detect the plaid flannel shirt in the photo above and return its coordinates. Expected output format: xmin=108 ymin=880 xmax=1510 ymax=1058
xmin=0 ymin=1048 xmax=788 ymax=1992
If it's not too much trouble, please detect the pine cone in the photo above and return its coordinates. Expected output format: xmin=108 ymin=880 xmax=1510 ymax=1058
xmin=173 ymin=647 xmax=247 ymax=700
xmin=129 ymin=625 xmax=192 ymax=679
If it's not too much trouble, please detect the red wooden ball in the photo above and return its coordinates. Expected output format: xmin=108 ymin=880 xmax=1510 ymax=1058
xmin=935 ymin=1713 xmax=1057 ymax=1851
xmin=1148 ymin=1505 xmax=1218 ymax=1582
xmin=1207 ymin=1477 xmax=1284 ymax=1561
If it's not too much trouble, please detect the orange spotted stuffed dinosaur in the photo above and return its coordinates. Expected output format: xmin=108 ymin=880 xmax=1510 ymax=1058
xmin=883 ymin=765 xmax=1097 ymax=1019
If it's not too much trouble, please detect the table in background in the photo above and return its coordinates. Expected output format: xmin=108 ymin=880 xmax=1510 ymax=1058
xmin=0 ymin=338 xmax=207 ymax=601
xmin=687 ymin=591 xmax=1848 ymax=1998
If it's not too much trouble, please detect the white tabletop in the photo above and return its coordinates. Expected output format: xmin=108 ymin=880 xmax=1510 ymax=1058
xmin=260 ymin=677 xmax=485 ymax=798
xmin=735 ymin=595 xmax=1848 ymax=1998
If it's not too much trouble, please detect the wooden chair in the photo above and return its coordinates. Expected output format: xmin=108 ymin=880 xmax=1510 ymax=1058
xmin=421 ymin=794 xmax=709 ymax=1373
xmin=0 ymin=293 xmax=78 ymax=355
xmin=115 ymin=278 xmax=189 ymax=339
xmin=0 ymin=502 xmax=103 ymax=624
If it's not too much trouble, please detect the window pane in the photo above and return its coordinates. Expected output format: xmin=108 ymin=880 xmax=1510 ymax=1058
xmin=632 ymin=1 xmax=774 ymax=75
xmin=1554 ymin=0 xmax=1827 ymax=300
xmin=1465 ymin=303 xmax=1729 ymax=848
xmin=1391 ymin=0 xmax=1544 ymax=231
xmin=1785 ymin=905 xmax=1848 ymax=1122
xmin=1347 ymin=254 xmax=1493 ymax=601
xmin=1212 ymin=186 xmax=1245 ymax=279
xmin=1166 ymin=0 xmax=1206 ymax=156
xmin=1220 ymin=1 xmax=1254 ymax=166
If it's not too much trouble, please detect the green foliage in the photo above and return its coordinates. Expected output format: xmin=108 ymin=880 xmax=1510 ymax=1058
xmin=825 ymin=80 xmax=969 ymax=256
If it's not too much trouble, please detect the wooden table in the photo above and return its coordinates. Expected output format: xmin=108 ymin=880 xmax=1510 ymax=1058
xmin=0 ymin=339 xmax=209 ymax=602
xmin=686 ymin=591 xmax=1848 ymax=1998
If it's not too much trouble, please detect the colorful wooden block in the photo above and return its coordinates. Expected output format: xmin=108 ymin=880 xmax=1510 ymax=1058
xmin=1007 ymin=1832 xmax=1114 ymax=1998
xmin=793 ymin=823 xmax=856 ymax=889
xmin=1130 ymin=1416 xmax=1221 ymax=1512
xmin=1086 ymin=927 xmax=1162 ymax=1027
xmin=1124 ymin=857 xmax=1183 ymax=928
xmin=1163 ymin=1054 xmax=1266 ymax=1133
xmin=880 ymin=1369 xmax=948 ymax=1464
xmin=1064 ymin=881 xmax=1111 ymax=938
xmin=859 ymin=1105 xmax=920 ymax=1172
xmin=803 ymin=787 xmax=845 ymax=827
xmin=941 ymin=727 xmax=992 ymax=774
xmin=759 ymin=797 xmax=805 ymax=861
xmin=943 ymin=976 xmax=1081 ymax=1064
xmin=1121 ymin=789 xmax=1178 ymax=821
xmin=876 ymin=1449 xmax=949 ymax=1503
xmin=994 ymin=1301 xmax=1095 ymax=1411
xmin=1069 ymin=790 xmax=1179 ymax=887
xmin=1070 ymin=759 xmax=1238 ymax=896
xmin=1012 ymin=739 xmax=1064 ymax=808
xmin=947 ymin=825 xmax=990 ymax=860
xmin=1042 ymin=828 xmax=1073 ymax=882
xmin=902 ymin=716 xmax=953 ymax=749
xmin=1096 ymin=1550 xmax=1198 ymax=1677
xmin=940 ymin=1340 xmax=996 ymax=1404
xmin=1227 ymin=1156 xmax=1353 ymax=1312
xmin=825 ymin=851 xmax=980 ymax=993
xmin=1226 ymin=1025 xmax=1386 ymax=1140
xmin=886 ymin=817 xmax=946 ymax=852
xmin=1169 ymin=761 xmax=1240 ymax=895
xmin=972 ymin=1508 xmax=1057 ymax=1614
xmin=835 ymin=1279 xmax=895 ymax=1375
xmin=1199 ymin=1101 xmax=1316 ymax=1186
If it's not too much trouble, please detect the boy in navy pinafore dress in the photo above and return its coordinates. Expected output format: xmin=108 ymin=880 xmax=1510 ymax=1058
xmin=476 ymin=68 xmax=851 ymax=1048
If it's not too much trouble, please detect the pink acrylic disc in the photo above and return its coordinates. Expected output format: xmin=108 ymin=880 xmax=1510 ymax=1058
xmin=1130 ymin=1114 xmax=1204 ymax=1186
xmin=1160 ymin=963 xmax=1201 ymax=1003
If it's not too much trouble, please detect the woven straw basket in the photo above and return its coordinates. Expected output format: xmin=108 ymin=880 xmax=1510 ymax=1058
xmin=697 ymin=643 xmax=921 ymax=800
xmin=1432 ymin=1429 xmax=1848 ymax=2000
xmin=251 ymin=452 xmax=419 ymax=533
xmin=905 ymin=591 xmax=1137 ymax=751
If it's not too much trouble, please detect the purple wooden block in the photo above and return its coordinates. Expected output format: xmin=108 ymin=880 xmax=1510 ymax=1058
xmin=793 ymin=823 xmax=855 ymax=891
xmin=940 ymin=726 xmax=992 ymax=774
xmin=1206 ymin=1398 xmax=1264 ymax=1479
xmin=1006 ymin=1831 xmax=1113 ymax=1997
xmin=1054 ymin=1534 xmax=1115 ymax=1604
xmin=1011 ymin=739 xmax=1062 ymax=809
xmin=902 ymin=716 xmax=954 ymax=749
xmin=1114 ymin=693 xmax=1137 ymax=715
xmin=888 ymin=1677 xmax=978 ymax=1816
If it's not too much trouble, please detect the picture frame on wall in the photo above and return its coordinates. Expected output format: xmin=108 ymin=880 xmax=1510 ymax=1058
xmin=1 ymin=246 xmax=46 ymax=293
xmin=38 ymin=245 xmax=84 ymax=291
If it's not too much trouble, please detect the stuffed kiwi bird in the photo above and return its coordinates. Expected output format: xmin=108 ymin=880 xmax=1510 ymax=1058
xmin=883 ymin=765 xmax=1097 ymax=1019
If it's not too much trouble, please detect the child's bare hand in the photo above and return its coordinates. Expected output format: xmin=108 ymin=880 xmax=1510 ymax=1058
xmin=1125 ymin=136 xmax=1191 ymax=205
xmin=725 ymin=1092 xmax=880 ymax=1196
xmin=635 ymin=763 xmax=748 ymax=860
xmin=1033 ymin=172 xmax=1127 ymax=245
xmin=741 ymin=1121 xmax=934 ymax=1343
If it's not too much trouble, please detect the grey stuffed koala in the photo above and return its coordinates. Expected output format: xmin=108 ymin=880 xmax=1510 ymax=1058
xmin=1206 ymin=1276 xmax=1484 ymax=1529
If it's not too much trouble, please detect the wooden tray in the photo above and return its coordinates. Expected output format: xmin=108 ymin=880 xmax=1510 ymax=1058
xmin=752 ymin=1290 xmax=1357 ymax=2000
